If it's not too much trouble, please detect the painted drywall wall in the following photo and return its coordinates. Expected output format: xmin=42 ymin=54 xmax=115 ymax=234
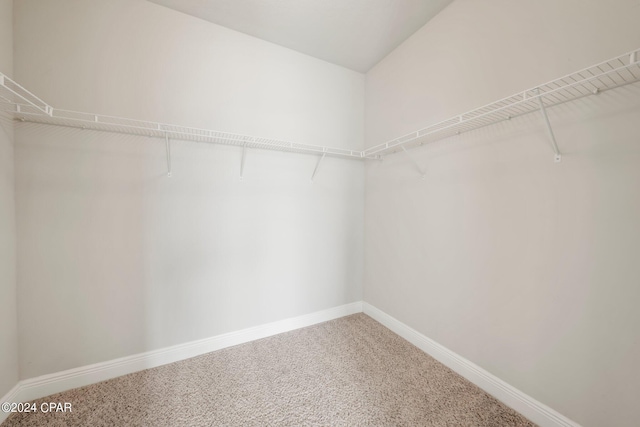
xmin=0 ymin=0 xmax=19 ymax=400
xmin=14 ymin=0 xmax=364 ymax=379
xmin=364 ymin=1 xmax=640 ymax=426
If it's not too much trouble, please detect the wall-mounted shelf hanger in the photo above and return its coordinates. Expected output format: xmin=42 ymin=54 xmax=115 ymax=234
xmin=363 ymin=48 xmax=640 ymax=165
xmin=311 ymin=151 xmax=326 ymax=182
xmin=164 ymin=134 xmax=172 ymax=177
xmin=534 ymin=88 xmax=562 ymax=163
xmin=1 ymin=48 xmax=639 ymax=179
xmin=239 ymin=143 xmax=247 ymax=181
xmin=400 ymin=146 xmax=426 ymax=179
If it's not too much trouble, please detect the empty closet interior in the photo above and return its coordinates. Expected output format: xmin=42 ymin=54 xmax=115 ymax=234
xmin=1 ymin=0 xmax=640 ymax=426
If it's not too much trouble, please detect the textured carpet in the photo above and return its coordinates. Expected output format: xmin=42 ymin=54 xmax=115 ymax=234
xmin=3 ymin=314 xmax=535 ymax=426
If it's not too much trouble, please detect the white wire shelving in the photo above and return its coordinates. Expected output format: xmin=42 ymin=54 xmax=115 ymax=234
xmin=363 ymin=48 xmax=640 ymax=161
xmin=0 ymin=74 xmax=367 ymax=162
xmin=1 ymin=48 xmax=639 ymax=174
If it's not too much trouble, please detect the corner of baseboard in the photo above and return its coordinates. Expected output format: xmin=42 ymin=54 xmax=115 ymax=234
xmin=362 ymin=302 xmax=581 ymax=427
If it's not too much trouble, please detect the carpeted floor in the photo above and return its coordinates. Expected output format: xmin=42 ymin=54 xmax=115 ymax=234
xmin=3 ymin=314 xmax=535 ymax=426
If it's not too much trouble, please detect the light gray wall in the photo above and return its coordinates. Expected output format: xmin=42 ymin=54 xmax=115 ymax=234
xmin=14 ymin=0 xmax=364 ymax=379
xmin=0 ymin=0 xmax=18 ymax=400
xmin=364 ymin=1 xmax=640 ymax=426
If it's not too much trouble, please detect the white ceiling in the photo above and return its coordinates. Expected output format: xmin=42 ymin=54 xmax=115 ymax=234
xmin=146 ymin=0 xmax=454 ymax=73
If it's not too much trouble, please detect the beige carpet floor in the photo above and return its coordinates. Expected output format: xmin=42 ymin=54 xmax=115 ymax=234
xmin=3 ymin=314 xmax=535 ymax=426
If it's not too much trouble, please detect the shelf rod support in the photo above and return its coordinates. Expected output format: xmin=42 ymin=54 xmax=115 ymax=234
xmin=311 ymin=152 xmax=326 ymax=182
xmin=165 ymin=134 xmax=172 ymax=177
xmin=535 ymin=89 xmax=562 ymax=163
xmin=401 ymin=146 xmax=426 ymax=179
xmin=240 ymin=143 xmax=247 ymax=181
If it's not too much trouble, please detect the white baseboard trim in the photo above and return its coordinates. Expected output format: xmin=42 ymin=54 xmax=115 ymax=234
xmin=9 ymin=301 xmax=363 ymax=406
xmin=5 ymin=301 xmax=577 ymax=427
xmin=362 ymin=303 xmax=580 ymax=427
xmin=0 ymin=383 xmax=21 ymax=424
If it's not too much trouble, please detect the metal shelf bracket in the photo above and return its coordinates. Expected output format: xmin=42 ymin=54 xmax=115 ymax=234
xmin=401 ymin=146 xmax=426 ymax=179
xmin=240 ymin=143 xmax=247 ymax=181
xmin=534 ymin=89 xmax=562 ymax=163
xmin=165 ymin=134 xmax=172 ymax=177
xmin=311 ymin=152 xmax=326 ymax=182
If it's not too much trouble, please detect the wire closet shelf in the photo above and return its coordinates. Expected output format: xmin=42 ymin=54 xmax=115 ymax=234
xmin=0 ymin=75 xmax=366 ymax=161
xmin=363 ymin=48 xmax=640 ymax=158
xmin=1 ymin=48 xmax=639 ymax=163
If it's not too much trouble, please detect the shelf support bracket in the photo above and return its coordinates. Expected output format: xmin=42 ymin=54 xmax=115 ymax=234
xmin=401 ymin=146 xmax=426 ymax=179
xmin=311 ymin=152 xmax=326 ymax=182
xmin=165 ymin=134 xmax=172 ymax=177
xmin=240 ymin=143 xmax=247 ymax=181
xmin=535 ymin=89 xmax=562 ymax=163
